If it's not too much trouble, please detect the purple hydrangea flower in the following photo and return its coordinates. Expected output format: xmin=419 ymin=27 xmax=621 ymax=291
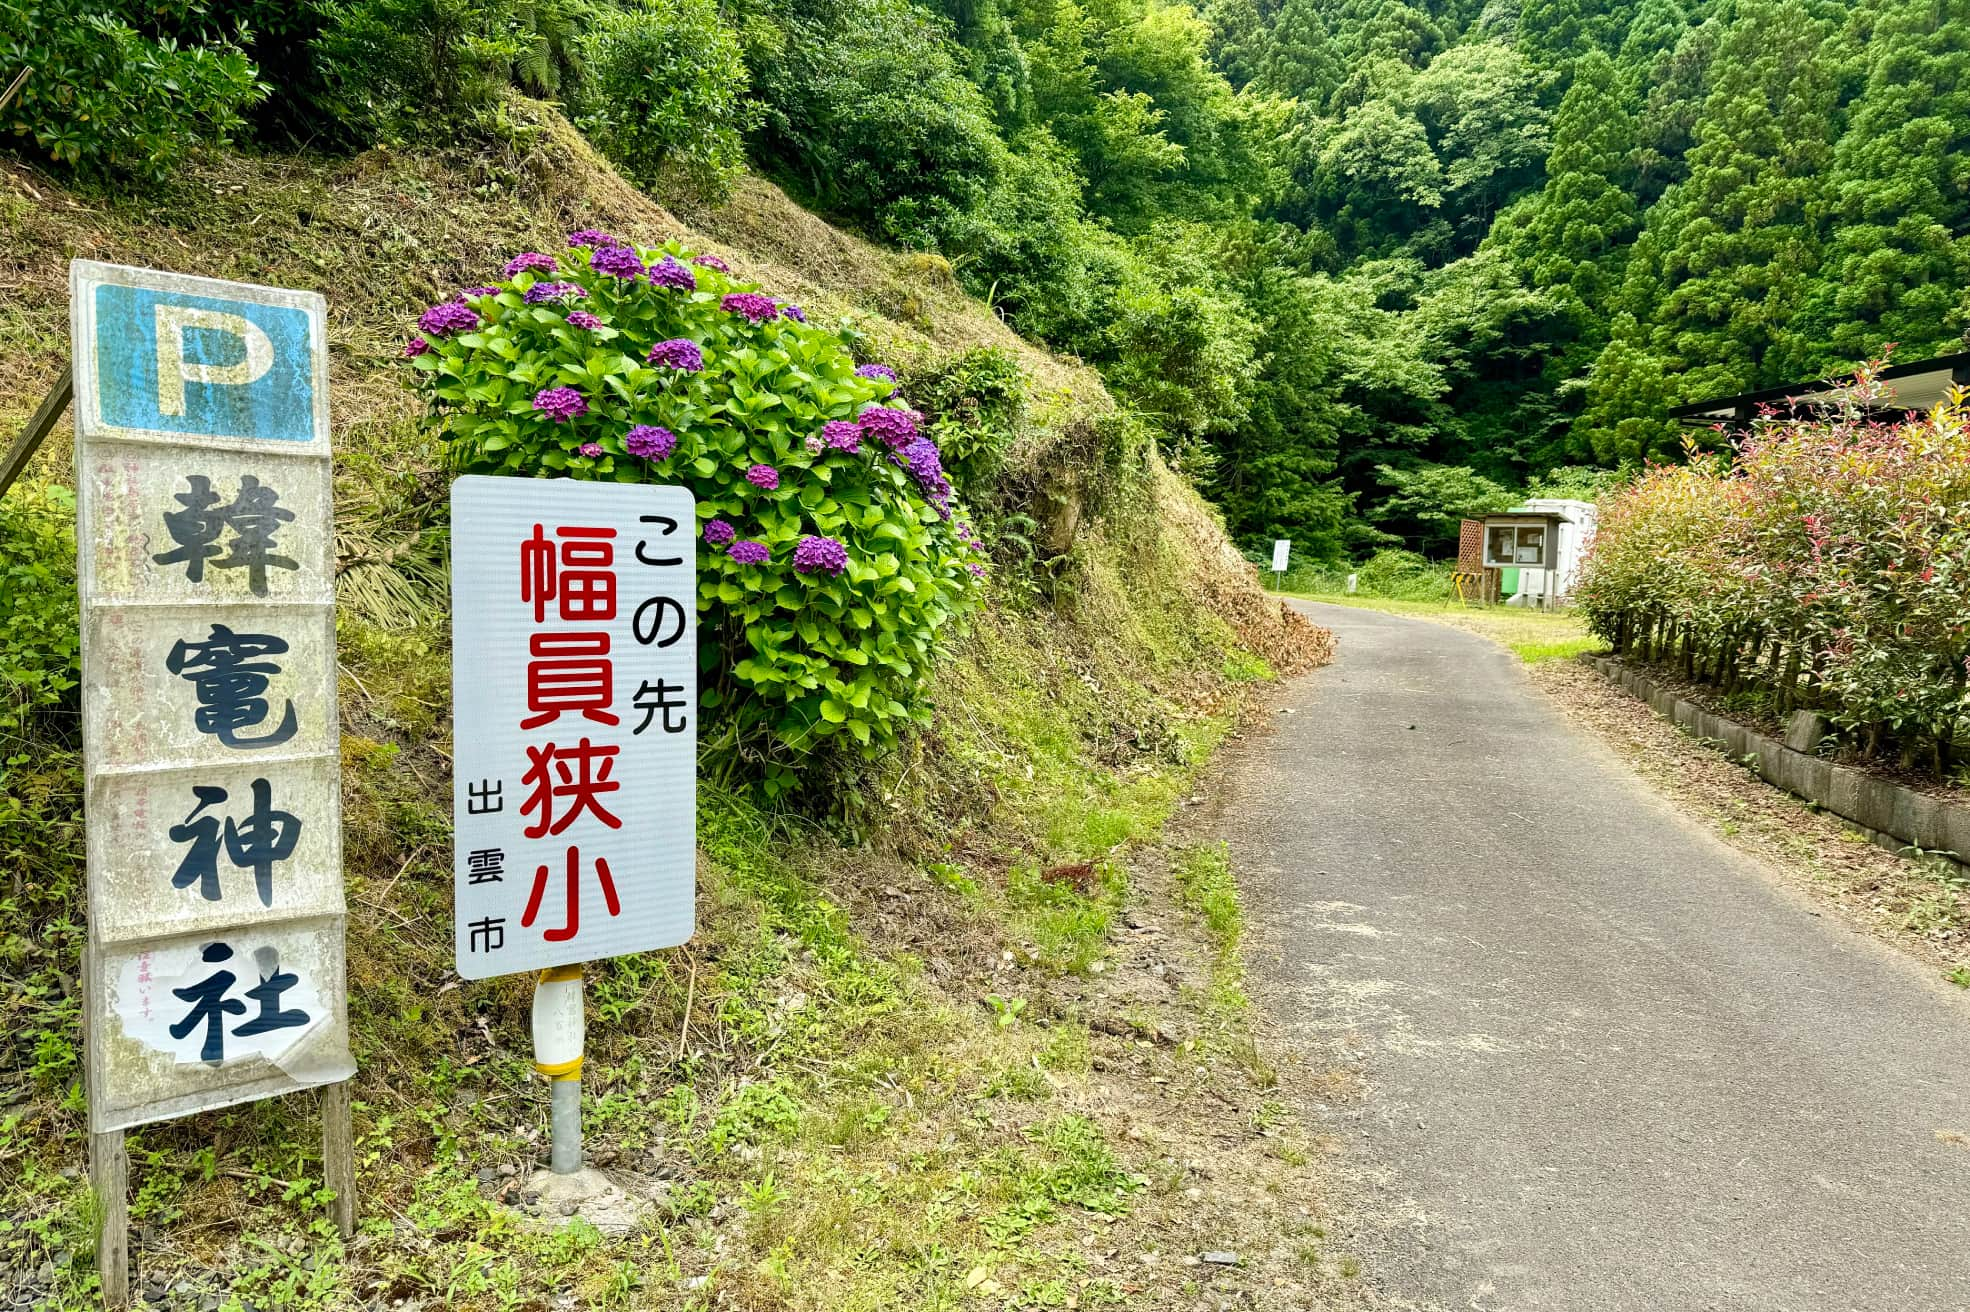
xmin=968 ymin=562 xmax=987 ymax=578
xmin=728 ymin=539 xmax=770 ymax=565
xmin=403 ymin=336 xmax=432 ymax=358
xmin=693 ymin=254 xmax=731 ymax=272
xmin=805 ymin=433 xmax=826 ymax=456
xmin=418 ymin=301 xmax=479 ymax=335
xmin=896 ymin=436 xmax=953 ymax=516
xmin=460 ymin=285 xmax=500 ymax=299
xmin=626 ymin=425 xmax=676 ymax=460
xmin=721 ymin=293 xmax=779 ymax=324
xmin=703 ymin=518 xmax=736 ymax=547
xmin=745 ymin=463 xmax=780 ymax=490
xmin=858 ymin=405 xmax=921 ymax=448
xmin=855 ymin=363 xmax=897 ymax=382
xmin=792 ymin=535 xmax=848 ymax=577
xmin=525 ymin=281 xmax=589 ymax=304
xmin=647 ymin=338 xmax=704 ymax=371
xmin=567 ymin=310 xmax=603 ymax=330
xmin=504 ymin=252 xmax=557 ymax=277
xmin=783 ymin=304 xmax=806 ymax=323
xmin=590 ymin=244 xmax=646 ymax=279
xmin=649 ymin=256 xmax=697 ymax=291
xmin=534 ymin=386 xmax=588 ymax=423
xmin=566 ymin=229 xmax=617 ymax=248
xmin=821 ymin=420 xmax=862 ymax=454
xmin=579 ymin=442 xmax=604 ymax=458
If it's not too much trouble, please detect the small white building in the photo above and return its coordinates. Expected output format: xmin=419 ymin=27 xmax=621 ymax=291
xmin=1480 ymin=498 xmax=1597 ymax=608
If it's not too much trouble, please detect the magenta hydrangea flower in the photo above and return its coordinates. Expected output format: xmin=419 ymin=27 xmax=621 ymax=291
xmin=722 ymin=293 xmax=779 ymax=324
xmin=728 ymin=539 xmax=770 ymax=565
xmin=968 ymin=562 xmax=987 ymax=578
xmin=403 ymin=336 xmax=432 ymax=358
xmin=649 ymin=256 xmax=697 ymax=291
xmin=792 ymin=535 xmax=848 ymax=576
xmin=534 ymin=386 xmax=588 ymax=423
xmin=693 ymin=254 xmax=731 ymax=272
xmin=703 ymin=518 xmax=736 ymax=547
xmin=579 ymin=441 xmax=604 ymax=458
xmin=524 ymin=281 xmax=588 ymax=304
xmin=821 ymin=420 xmax=862 ymax=454
xmin=782 ymin=304 xmax=806 ymax=323
xmin=647 ymin=338 xmax=704 ymax=371
xmin=418 ymin=302 xmax=478 ymax=335
xmin=504 ymin=252 xmax=557 ymax=277
xmin=626 ymin=425 xmax=676 ymax=460
xmin=858 ymin=405 xmax=921 ymax=448
xmin=566 ymin=229 xmax=616 ymax=248
xmin=745 ymin=463 xmax=780 ymax=490
xmin=567 ymin=310 xmax=603 ymax=330
xmin=590 ymin=244 xmax=646 ymax=279
xmin=460 ymin=285 xmax=500 ymax=299
xmin=855 ymin=363 xmax=896 ymax=382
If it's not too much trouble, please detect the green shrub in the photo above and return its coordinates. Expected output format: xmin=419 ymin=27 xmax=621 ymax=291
xmin=904 ymin=344 xmax=1026 ymax=493
xmin=572 ymin=0 xmax=758 ymax=202
xmin=312 ymin=0 xmax=532 ymax=142
xmin=0 ymin=1 xmax=264 ymax=183
xmin=747 ymin=0 xmax=1006 ymax=247
xmin=405 ymin=235 xmax=986 ymax=793
xmin=0 ymin=482 xmax=80 ymax=751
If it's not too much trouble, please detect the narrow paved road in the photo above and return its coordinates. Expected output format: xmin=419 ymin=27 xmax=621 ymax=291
xmin=1225 ymin=603 xmax=1970 ymax=1312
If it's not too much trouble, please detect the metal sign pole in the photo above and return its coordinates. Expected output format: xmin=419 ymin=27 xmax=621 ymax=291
xmin=532 ymin=965 xmax=585 ymax=1174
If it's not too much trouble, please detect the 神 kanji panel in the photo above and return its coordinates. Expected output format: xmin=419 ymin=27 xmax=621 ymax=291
xmin=450 ymin=476 xmax=697 ymax=978
xmin=72 ymin=261 xmax=350 ymax=1133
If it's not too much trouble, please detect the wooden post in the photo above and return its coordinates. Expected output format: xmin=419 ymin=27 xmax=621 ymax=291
xmin=0 ymin=363 xmax=73 ymax=498
xmin=321 ymin=1080 xmax=356 ymax=1239
xmin=90 ymin=1128 xmax=128 ymax=1309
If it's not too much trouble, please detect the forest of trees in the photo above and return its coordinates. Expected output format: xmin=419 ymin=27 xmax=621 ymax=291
xmin=10 ymin=0 xmax=1970 ymax=560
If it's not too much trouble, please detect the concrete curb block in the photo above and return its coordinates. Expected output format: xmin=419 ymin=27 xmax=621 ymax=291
xmin=1585 ymin=655 xmax=1966 ymax=866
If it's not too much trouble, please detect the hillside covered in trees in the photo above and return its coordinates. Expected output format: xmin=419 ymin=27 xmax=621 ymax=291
xmin=8 ymin=0 xmax=1969 ymax=555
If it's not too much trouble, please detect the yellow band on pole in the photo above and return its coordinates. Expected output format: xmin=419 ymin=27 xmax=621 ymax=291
xmin=538 ymin=964 xmax=582 ymax=985
xmin=534 ymin=1055 xmax=583 ymax=1081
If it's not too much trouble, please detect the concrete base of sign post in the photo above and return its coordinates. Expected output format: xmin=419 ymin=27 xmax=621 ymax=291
xmin=523 ymin=1167 xmax=660 ymax=1236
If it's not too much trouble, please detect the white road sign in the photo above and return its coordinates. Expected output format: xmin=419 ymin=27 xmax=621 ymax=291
xmin=1272 ymin=539 xmax=1291 ymax=573
xmin=71 ymin=261 xmax=352 ymax=1132
xmin=450 ymin=476 xmax=698 ymax=978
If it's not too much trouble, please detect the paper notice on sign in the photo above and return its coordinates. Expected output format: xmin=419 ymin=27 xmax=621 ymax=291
xmin=450 ymin=476 xmax=698 ymax=979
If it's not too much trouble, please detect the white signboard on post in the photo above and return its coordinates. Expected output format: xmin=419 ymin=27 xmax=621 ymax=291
xmin=1271 ymin=539 xmax=1291 ymax=573
xmin=450 ymin=476 xmax=697 ymax=978
xmin=70 ymin=261 xmax=353 ymax=1132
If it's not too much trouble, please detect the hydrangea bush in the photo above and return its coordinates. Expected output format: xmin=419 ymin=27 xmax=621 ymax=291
xmin=406 ymin=233 xmax=985 ymax=788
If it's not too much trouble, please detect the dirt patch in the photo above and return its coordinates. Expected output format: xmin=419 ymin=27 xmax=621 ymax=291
xmin=1534 ymin=658 xmax=1970 ymax=981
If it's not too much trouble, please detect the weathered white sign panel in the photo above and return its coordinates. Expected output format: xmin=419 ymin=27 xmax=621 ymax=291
xmin=1271 ymin=539 xmax=1291 ymax=573
xmin=450 ymin=476 xmax=698 ymax=979
xmin=71 ymin=261 xmax=352 ymax=1132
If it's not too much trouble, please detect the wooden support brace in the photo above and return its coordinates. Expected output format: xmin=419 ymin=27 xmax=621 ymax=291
xmin=1 ymin=363 xmax=73 ymax=499
xmin=322 ymin=1080 xmax=356 ymax=1239
xmin=90 ymin=1128 xmax=128 ymax=1310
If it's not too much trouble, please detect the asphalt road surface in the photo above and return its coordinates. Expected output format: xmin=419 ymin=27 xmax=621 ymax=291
xmin=1226 ymin=602 xmax=1970 ymax=1312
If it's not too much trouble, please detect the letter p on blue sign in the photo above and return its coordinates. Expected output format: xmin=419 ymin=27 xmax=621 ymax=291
xmin=70 ymin=262 xmax=328 ymax=451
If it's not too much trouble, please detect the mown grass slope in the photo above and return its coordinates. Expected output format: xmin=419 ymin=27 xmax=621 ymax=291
xmin=0 ymin=100 xmax=1342 ymax=1311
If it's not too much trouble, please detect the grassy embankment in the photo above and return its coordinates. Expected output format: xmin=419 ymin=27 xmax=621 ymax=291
xmin=0 ymin=102 xmax=1353 ymax=1311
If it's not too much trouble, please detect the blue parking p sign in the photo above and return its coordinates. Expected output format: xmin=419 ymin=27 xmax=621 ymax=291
xmin=71 ymin=262 xmax=328 ymax=451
